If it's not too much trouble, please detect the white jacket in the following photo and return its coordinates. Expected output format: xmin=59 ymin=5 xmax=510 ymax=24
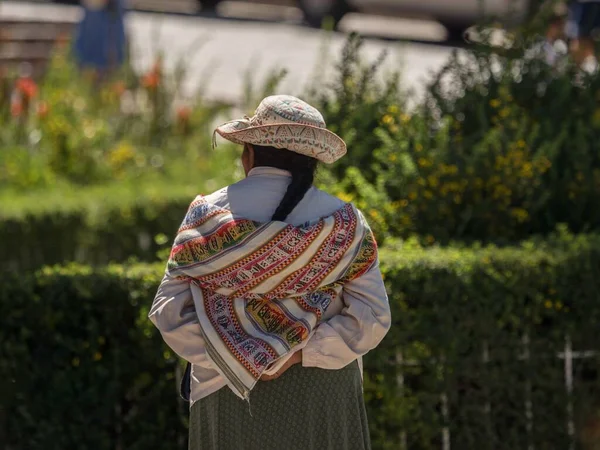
xmin=149 ymin=167 xmax=391 ymax=405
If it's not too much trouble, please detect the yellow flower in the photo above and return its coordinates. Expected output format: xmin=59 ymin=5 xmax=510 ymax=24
xmin=593 ymin=109 xmax=600 ymax=127
xmin=535 ymin=157 xmax=552 ymax=172
xmin=489 ymin=99 xmax=501 ymax=108
xmin=425 ymin=235 xmax=435 ymax=244
xmin=400 ymin=199 xmax=409 ymax=207
xmin=424 ymin=190 xmax=433 ymax=199
xmin=427 ymin=175 xmax=439 ymax=188
xmin=510 ymin=208 xmax=529 ymax=223
xmin=499 ymin=108 xmax=510 ymax=118
xmin=408 ymin=191 xmax=418 ymax=200
xmin=389 ymin=154 xmax=398 ymax=162
xmin=417 ymin=157 xmax=432 ymax=168
xmin=94 ymin=352 xmax=103 ymax=361
xmin=517 ymin=139 xmax=526 ymax=148
xmin=387 ymin=105 xmax=399 ymax=114
xmin=382 ymin=114 xmax=394 ymax=125
xmin=337 ymin=192 xmax=354 ymax=203
xmin=544 ymin=300 xmax=553 ymax=309
xmin=415 ymin=144 xmax=423 ymax=153
xmin=400 ymin=114 xmax=410 ymax=123
xmin=108 ymin=141 xmax=136 ymax=174
xmin=521 ymin=162 xmax=534 ymax=178
xmin=369 ymin=210 xmax=381 ymax=220
xmin=554 ymin=301 xmax=563 ymax=311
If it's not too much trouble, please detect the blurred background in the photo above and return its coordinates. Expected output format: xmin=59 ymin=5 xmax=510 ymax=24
xmin=0 ymin=0 xmax=539 ymax=103
xmin=2 ymin=1 xmax=600 ymax=449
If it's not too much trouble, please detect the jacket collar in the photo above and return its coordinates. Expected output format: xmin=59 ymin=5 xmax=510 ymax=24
xmin=247 ymin=166 xmax=292 ymax=178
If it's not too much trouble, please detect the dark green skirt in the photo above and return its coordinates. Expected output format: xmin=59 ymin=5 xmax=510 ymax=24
xmin=189 ymin=360 xmax=371 ymax=450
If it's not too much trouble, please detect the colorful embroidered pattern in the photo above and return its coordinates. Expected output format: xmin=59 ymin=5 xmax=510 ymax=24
xmin=167 ymin=196 xmax=378 ymax=395
xmin=202 ymin=289 xmax=277 ymax=378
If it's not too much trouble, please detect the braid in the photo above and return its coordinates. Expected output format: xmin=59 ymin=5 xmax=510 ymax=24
xmin=272 ymin=167 xmax=315 ymax=221
xmin=250 ymin=144 xmax=318 ymax=222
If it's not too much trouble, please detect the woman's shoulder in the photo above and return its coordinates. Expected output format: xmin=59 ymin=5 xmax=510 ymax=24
xmin=310 ymin=187 xmax=346 ymax=207
xmin=299 ymin=187 xmax=347 ymax=217
xmin=199 ymin=187 xmax=230 ymax=209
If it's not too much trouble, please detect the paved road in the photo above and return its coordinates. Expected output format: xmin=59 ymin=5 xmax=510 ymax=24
xmin=1 ymin=1 xmax=456 ymax=105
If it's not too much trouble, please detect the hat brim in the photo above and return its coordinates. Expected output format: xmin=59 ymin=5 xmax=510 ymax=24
xmin=214 ymin=120 xmax=347 ymax=164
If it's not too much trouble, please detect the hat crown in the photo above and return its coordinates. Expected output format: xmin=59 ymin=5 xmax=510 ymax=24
xmin=252 ymin=95 xmax=326 ymax=129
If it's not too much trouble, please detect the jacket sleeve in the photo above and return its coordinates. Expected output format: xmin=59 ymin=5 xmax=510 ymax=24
xmin=148 ymin=273 xmax=213 ymax=368
xmin=301 ymin=259 xmax=391 ymax=369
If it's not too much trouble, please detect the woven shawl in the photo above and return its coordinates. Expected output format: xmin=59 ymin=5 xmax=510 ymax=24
xmin=167 ymin=196 xmax=378 ymax=400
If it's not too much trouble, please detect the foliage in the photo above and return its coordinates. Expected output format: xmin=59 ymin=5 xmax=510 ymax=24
xmin=2 ymin=235 xmax=600 ymax=449
xmin=372 ymin=232 xmax=600 ymax=450
xmin=0 ymin=43 xmax=235 ymax=190
xmin=0 ymin=263 xmax=188 ymax=450
xmin=307 ymin=29 xmax=600 ymax=243
xmin=0 ymin=181 xmax=192 ymax=272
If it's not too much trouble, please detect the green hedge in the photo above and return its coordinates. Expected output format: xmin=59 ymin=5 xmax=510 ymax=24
xmin=0 ymin=264 xmax=187 ymax=450
xmin=0 ymin=184 xmax=195 ymax=272
xmin=374 ymin=234 xmax=600 ymax=449
xmin=2 ymin=236 xmax=600 ymax=449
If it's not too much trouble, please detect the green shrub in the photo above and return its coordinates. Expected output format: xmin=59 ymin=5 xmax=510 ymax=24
xmin=306 ymin=30 xmax=600 ymax=243
xmin=373 ymin=232 xmax=600 ymax=449
xmin=2 ymin=235 xmax=600 ymax=449
xmin=0 ymin=263 xmax=187 ymax=450
xmin=0 ymin=183 xmax=192 ymax=272
xmin=0 ymin=44 xmax=233 ymax=190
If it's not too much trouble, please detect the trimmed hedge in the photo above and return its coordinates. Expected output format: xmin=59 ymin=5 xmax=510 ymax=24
xmin=0 ymin=189 xmax=192 ymax=272
xmin=2 ymin=237 xmax=600 ymax=449
xmin=374 ymin=235 xmax=600 ymax=449
xmin=0 ymin=264 xmax=187 ymax=450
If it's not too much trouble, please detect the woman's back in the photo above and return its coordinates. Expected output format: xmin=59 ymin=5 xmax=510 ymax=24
xmin=205 ymin=166 xmax=345 ymax=226
xmin=150 ymin=95 xmax=390 ymax=450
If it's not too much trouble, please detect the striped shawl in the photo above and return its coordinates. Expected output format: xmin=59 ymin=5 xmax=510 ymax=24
xmin=167 ymin=196 xmax=378 ymax=400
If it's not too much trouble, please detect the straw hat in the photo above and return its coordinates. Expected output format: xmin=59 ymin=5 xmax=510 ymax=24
xmin=213 ymin=95 xmax=346 ymax=164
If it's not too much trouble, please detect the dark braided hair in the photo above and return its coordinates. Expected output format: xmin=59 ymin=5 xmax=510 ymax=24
xmin=250 ymin=144 xmax=318 ymax=222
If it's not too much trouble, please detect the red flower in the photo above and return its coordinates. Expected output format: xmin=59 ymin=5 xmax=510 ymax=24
xmin=11 ymin=100 xmax=23 ymax=117
xmin=142 ymin=72 xmax=159 ymax=90
xmin=15 ymin=77 xmax=37 ymax=99
xmin=177 ymin=106 xmax=192 ymax=122
xmin=112 ymin=81 xmax=126 ymax=96
xmin=142 ymin=58 xmax=162 ymax=90
xmin=56 ymin=32 xmax=70 ymax=48
xmin=36 ymin=101 xmax=49 ymax=119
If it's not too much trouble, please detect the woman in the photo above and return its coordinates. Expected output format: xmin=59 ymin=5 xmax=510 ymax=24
xmin=149 ymin=95 xmax=391 ymax=450
xmin=74 ymin=0 xmax=127 ymax=74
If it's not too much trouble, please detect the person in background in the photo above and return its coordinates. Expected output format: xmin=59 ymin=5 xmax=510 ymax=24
xmin=524 ymin=3 xmax=567 ymax=69
xmin=566 ymin=0 xmax=600 ymax=73
xmin=542 ymin=11 xmax=568 ymax=66
xmin=74 ymin=0 xmax=127 ymax=75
